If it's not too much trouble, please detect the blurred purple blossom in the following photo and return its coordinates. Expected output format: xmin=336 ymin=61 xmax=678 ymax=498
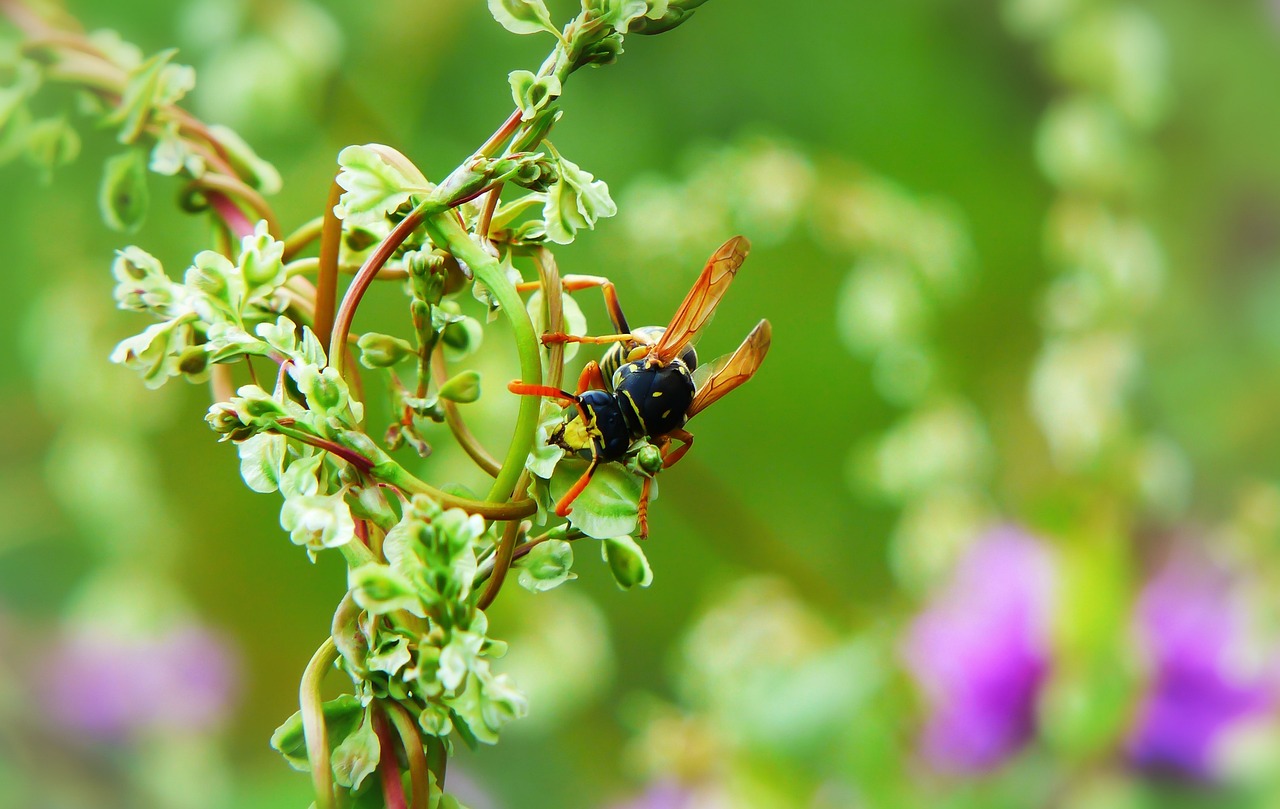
xmin=902 ymin=525 xmax=1056 ymax=773
xmin=42 ymin=622 xmax=239 ymax=741
xmin=1128 ymin=550 xmax=1279 ymax=780
xmin=606 ymin=782 xmax=694 ymax=809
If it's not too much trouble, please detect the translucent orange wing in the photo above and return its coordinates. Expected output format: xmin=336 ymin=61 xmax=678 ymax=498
xmin=650 ymin=236 xmax=751 ymax=365
xmin=687 ymin=319 xmax=771 ymax=420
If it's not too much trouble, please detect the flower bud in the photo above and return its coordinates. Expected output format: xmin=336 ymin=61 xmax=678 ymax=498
xmin=177 ymin=345 xmax=209 ymax=375
xmin=357 ymin=332 xmax=416 ymax=369
xmin=438 ymin=370 xmax=482 ymax=404
xmin=635 ymin=444 xmax=663 ymax=476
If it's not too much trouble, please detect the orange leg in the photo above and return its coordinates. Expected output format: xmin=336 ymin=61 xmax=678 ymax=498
xmin=555 ymin=459 xmax=599 ymax=517
xmin=517 ymin=275 xmax=631 ymax=334
xmin=507 ymin=381 xmax=578 ymax=405
xmin=541 ymin=332 xmax=635 ymax=347
xmin=576 ymin=361 xmax=609 ymax=395
xmin=637 ymin=476 xmax=653 ymax=540
xmin=660 ymin=429 xmax=694 ymax=468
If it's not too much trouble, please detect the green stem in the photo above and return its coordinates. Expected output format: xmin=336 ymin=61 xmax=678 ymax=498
xmin=422 ymin=214 xmax=542 ymax=506
xmin=300 ymin=637 xmax=340 ymax=809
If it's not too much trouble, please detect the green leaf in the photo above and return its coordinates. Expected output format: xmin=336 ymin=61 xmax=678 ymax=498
xmin=584 ymin=0 xmax=649 ymax=32
xmin=24 ymin=116 xmax=80 ymax=176
xmin=270 ymin=695 xmax=364 ymax=772
xmin=515 ymin=539 xmax=576 ymax=592
xmin=108 ymin=49 xmax=189 ymax=144
xmin=330 ymin=707 xmax=380 ymax=790
xmin=334 ymin=144 xmax=424 ymax=228
xmin=542 ymin=153 xmax=617 ymax=245
xmin=549 ymin=460 xmax=645 ymax=538
xmin=601 ymin=535 xmax=653 ymax=589
xmin=367 ymin=636 xmax=412 ymax=677
xmin=527 ymin=401 xmax=568 ymax=479
xmin=99 ymin=149 xmax=150 ymax=233
xmin=508 ymin=70 xmax=562 ymax=122
xmin=238 ymin=433 xmax=285 ymax=493
xmin=349 ymin=563 xmax=424 ymax=617
xmin=487 ymin=0 xmax=560 ymax=37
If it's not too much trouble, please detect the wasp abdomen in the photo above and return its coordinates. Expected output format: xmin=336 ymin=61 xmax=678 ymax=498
xmin=615 ymin=359 xmax=695 ymax=438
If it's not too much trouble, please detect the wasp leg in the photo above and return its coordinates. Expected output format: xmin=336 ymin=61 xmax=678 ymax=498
xmin=517 ymin=275 xmax=632 ymax=334
xmin=507 ymin=381 xmax=579 ymax=405
xmin=660 ymin=429 xmax=695 ymax=468
xmin=576 ymin=361 xmax=609 ymax=395
xmin=637 ymin=475 xmax=653 ymax=540
xmin=555 ymin=458 xmax=600 ymax=517
xmin=541 ymin=332 xmax=635 ymax=347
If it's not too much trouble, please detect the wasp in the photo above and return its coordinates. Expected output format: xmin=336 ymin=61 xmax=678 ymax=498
xmin=508 ymin=236 xmax=771 ymax=538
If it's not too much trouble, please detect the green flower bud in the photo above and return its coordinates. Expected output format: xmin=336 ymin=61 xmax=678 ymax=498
xmin=206 ymin=402 xmax=246 ymax=434
xmin=177 ymin=344 xmax=209 ymax=375
xmin=357 ymin=332 xmax=416 ymax=368
xmin=442 ymin=316 xmax=483 ymax=361
xmin=601 ymin=536 xmax=653 ymax=589
xmin=438 ymin=370 xmax=482 ymax=404
xmin=635 ymin=444 xmax=663 ymax=476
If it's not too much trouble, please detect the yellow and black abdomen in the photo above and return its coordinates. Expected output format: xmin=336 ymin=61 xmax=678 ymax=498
xmin=614 ymin=358 xmax=695 ymax=439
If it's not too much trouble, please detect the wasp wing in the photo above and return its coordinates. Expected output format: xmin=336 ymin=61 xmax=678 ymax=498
xmin=686 ymin=319 xmax=771 ymax=420
xmin=650 ymin=236 xmax=751 ymax=365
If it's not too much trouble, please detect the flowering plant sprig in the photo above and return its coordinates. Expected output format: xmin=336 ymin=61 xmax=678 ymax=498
xmin=1 ymin=0 xmax=717 ymax=805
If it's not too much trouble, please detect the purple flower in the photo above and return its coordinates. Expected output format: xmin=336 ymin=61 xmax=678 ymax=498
xmin=1128 ymin=550 xmax=1279 ymax=780
xmin=606 ymin=782 xmax=695 ymax=809
xmin=902 ymin=525 xmax=1056 ymax=773
xmin=42 ymin=622 xmax=239 ymax=741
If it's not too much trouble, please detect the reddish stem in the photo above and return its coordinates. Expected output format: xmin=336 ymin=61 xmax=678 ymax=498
xmin=373 ymin=710 xmax=409 ymax=809
xmin=208 ymin=192 xmax=255 ymax=241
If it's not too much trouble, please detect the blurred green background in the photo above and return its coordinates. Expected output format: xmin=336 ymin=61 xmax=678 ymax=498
xmin=6 ymin=0 xmax=1280 ymax=807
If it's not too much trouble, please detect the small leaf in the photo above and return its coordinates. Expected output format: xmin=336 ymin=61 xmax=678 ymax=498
xmin=488 ymin=0 xmax=560 ymax=37
xmin=270 ymin=695 xmax=364 ymax=772
xmin=349 ymin=563 xmax=424 ymax=616
xmin=601 ymin=535 xmax=653 ymax=589
xmin=238 ymin=432 xmax=285 ymax=493
xmin=584 ymin=0 xmax=649 ymax=32
xmin=515 ymin=539 xmax=576 ymax=592
xmin=527 ymin=401 xmax=568 ymax=479
xmin=542 ymin=152 xmax=617 ymax=245
xmin=99 ymin=150 xmax=150 ymax=232
xmin=508 ymin=70 xmax=562 ymax=122
xmin=330 ymin=708 xmax=380 ymax=790
xmin=24 ymin=116 xmax=80 ymax=175
xmin=334 ymin=144 xmax=425 ymax=228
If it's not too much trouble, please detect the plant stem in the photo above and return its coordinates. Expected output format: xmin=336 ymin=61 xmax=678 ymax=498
xmin=300 ymin=637 xmax=340 ymax=809
xmin=315 ymin=179 xmax=344 ymax=360
xmin=432 ymin=351 xmax=502 ymax=477
xmin=422 ymin=214 xmax=542 ymax=506
xmin=380 ymin=701 xmax=431 ymax=809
